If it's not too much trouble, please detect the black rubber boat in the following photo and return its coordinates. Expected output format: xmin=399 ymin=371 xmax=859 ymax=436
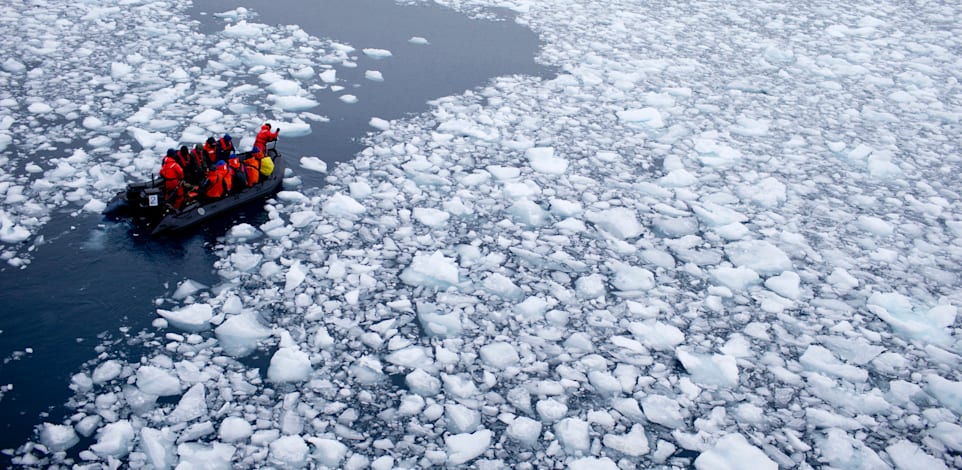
xmin=103 ymin=146 xmax=286 ymax=235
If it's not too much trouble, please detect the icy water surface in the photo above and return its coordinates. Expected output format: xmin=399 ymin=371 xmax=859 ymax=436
xmin=0 ymin=0 xmax=546 ymax=460
xmin=193 ymin=0 xmax=551 ymax=180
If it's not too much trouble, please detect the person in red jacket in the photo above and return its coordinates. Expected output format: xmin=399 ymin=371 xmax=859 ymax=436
xmin=159 ymin=148 xmax=187 ymax=209
xmin=254 ymin=123 xmax=279 ymax=154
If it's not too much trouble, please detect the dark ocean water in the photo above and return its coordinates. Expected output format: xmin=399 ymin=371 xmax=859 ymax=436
xmin=0 ymin=0 xmax=548 ymax=459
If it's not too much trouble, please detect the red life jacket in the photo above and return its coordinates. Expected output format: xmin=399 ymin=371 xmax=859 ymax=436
xmin=217 ymin=138 xmax=235 ymax=161
xmin=203 ymin=142 xmax=218 ymax=165
xmin=254 ymin=125 xmax=278 ymax=153
xmin=189 ymin=148 xmax=206 ymax=170
xmin=159 ymin=156 xmax=184 ymax=192
xmin=159 ymin=156 xmax=186 ymax=208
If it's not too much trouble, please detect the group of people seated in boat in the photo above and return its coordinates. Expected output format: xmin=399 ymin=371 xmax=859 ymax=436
xmin=158 ymin=123 xmax=279 ymax=210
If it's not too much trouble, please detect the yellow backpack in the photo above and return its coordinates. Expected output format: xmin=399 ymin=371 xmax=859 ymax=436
xmin=260 ymin=156 xmax=275 ymax=176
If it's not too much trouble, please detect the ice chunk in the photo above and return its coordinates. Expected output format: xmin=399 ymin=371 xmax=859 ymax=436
xmin=177 ymin=442 xmax=235 ymax=470
xmin=569 ymin=457 xmax=619 ymax=470
xmin=168 ymin=383 xmax=207 ymax=423
xmin=92 ymin=360 xmax=123 ymax=384
xmin=575 ymin=274 xmax=608 ymax=300
xmin=641 ymin=395 xmax=684 ymax=428
xmin=930 ymin=422 xmax=962 ymax=452
xmin=585 ymin=207 xmax=643 ymax=239
xmin=300 ymin=156 xmax=328 ymax=173
xmin=711 ymin=266 xmax=760 ymax=291
xmin=730 ymin=117 xmax=770 ymax=136
xmin=536 ymin=399 xmax=568 ymax=422
xmin=414 ymin=207 xmax=450 ymax=227
xmin=136 ymin=365 xmax=181 ymax=396
xmin=39 ymin=423 xmax=79 ymax=452
xmin=856 ymin=215 xmax=894 ymax=237
xmin=694 ymin=434 xmax=776 ymax=470
xmin=764 ymin=271 xmax=800 ymax=299
xmin=508 ymin=200 xmax=548 ymax=226
xmin=369 ymin=117 xmax=390 ymax=130
xmin=827 ymin=268 xmax=859 ymax=294
xmin=725 ymin=240 xmax=792 ymax=274
xmin=306 ymin=438 xmax=348 ymax=467
xmin=223 ymin=20 xmax=264 ymax=37
xmin=339 ymin=94 xmax=358 ymax=104
xmin=323 ymin=193 xmax=366 ymax=219
xmin=555 ymin=418 xmax=590 ymax=453
xmin=215 ymin=312 xmax=272 ymax=357
xmin=157 ymin=303 xmax=213 ymax=332
xmin=609 ymin=261 xmax=655 ymax=292
xmin=270 ymin=435 xmax=309 ymax=468
xmin=868 ymin=293 xmax=956 ymax=346
xmin=629 ymin=321 xmax=685 ymax=351
xmin=319 ymin=69 xmax=337 ymax=83
xmin=479 ymin=342 xmax=520 ymax=369
xmin=926 ymin=374 xmax=962 ymax=414
xmin=526 ymin=147 xmax=568 ymax=174
xmin=192 ymin=109 xmax=223 ymax=124
xmin=90 ymin=420 xmax=135 ymax=458
xmin=506 ymin=416 xmax=542 ymax=445
xmin=388 ymin=346 xmax=434 ymax=370
xmin=886 ymin=440 xmax=948 ymax=470
xmin=409 ymin=36 xmax=429 ymax=45
xmin=747 ymin=177 xmax=786 ymax=208
xmin=140 ymin=427 xmax=175 ymax=469
xmin=617 ymin=107 xmax=665 ymax=128
xmin=445 ymin=404 xmax=481 ymax=433
xmin=285 ymin=261 xmax=307 ymax=291
xmin=483 ymin=273 xmax=524 ymax=300
xmin=0 ymin=210 xmax=32 ymax=243
xmin=445 ymin=429 xmax=492 ymax=465
xmin=799 ymin=345 xmax=868 ymax=382
xmin=219 ymin=416 xmax=253 ymax=443
xmin=400 ymin=251 xmax=459 ymax=288
xmin=417 ymin=302 xmax=462 ymax=337
xmin=363 ymin=48 xmax=393 ymax=59
xmin=268 ymin=347 xmax=313 ymax=383
xmin=603 ymin=424 xmax=649 ymax=456
xmin=676 ymin=349 xmax=739 ymax=387
xmin=406 ymin=368 xmax=441 ymax=396
xmin=365 ymin=70 xmax=384 ymax=82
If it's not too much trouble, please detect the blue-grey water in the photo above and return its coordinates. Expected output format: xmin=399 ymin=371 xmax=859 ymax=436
xmin=0 ymin=0 xmax=548 ymax=460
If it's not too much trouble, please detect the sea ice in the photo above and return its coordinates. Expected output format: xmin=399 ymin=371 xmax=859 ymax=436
xmin=694 ymin=434 xmax=776 ymax=470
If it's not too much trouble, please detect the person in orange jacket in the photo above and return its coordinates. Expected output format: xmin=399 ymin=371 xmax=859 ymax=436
xmin=203 ymin=137 xmax=219 ymax=166
xmin=254 ymin=123 xmax=279 ymax=154
xmin=159 ymin=148 xmax=188 ymax=209
xmin=244 ymin=146 xmax=263 ymax=186
xmin=199 ymin=161 xmax=231 ymax=201
xmin=226 ymin=152 xmax=247 ymax=192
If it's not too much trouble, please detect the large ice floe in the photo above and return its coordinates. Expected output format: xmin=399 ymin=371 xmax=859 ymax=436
xmin=11 ymin=0 xmax=962 ymax=468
